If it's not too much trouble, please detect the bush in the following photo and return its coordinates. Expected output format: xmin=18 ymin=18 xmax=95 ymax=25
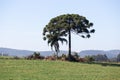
xmin=78 ymin=58 xmax=87 ymax=62
xmin=66 ymin=52 xmax=80 ymax=62
xmin=72 ymin=52 xmax=79 ymax=59
xmin=85 ymin=56 xmax=95 ymax=62
xmin=26 ymin=52 xmax=44 ymax=60
xmin=14 ymin=56 xmax=20 ymax=59
xmin=59 ymin=54 xmax=67 ymax=61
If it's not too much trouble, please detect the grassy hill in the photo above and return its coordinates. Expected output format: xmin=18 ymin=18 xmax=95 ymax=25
xmin=0 ymin=60 xmax=120 ymax=80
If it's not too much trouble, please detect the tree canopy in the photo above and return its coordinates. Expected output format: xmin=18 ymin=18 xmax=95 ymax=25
xmin=43 ymin=14 xmax=95 ymax=38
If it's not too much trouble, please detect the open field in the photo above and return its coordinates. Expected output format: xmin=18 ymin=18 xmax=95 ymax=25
xmin=0 ymin=59 xmax=120 ymax=80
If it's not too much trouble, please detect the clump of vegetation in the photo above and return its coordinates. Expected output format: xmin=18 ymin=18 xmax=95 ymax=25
xmin=0 ymin=56 xmax=13 ymax=59
xmin=84 ymin=56 xmax=95 ymax=62
xmin=13 ymin=56 xmax=20 ymax=59
xmin=92 ymin=54 xmax=108 ymax=62
xmin=60 ymin=54 xmax=67 ymax=61
xmin=26 ymin=52 xmax=44 ymax=60
xmin=57 ymin=52 xmax=80 ymax=62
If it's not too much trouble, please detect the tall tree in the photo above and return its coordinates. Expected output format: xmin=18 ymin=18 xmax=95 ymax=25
xmin=43 ymin=14 xmax=95 ymax=61
xmin=43 ymin=33 xmax=67 ymax=59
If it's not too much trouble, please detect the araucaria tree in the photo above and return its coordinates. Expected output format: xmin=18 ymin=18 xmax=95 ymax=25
xmin=43 ymin=14 xmax=95 ymax=60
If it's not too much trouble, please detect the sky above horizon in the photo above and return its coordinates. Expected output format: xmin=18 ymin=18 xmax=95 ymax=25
xmin=0 ymin=0 xmax=120 ymax=52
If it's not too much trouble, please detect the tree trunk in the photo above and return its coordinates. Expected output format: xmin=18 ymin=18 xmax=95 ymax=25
xmin=56 ymin=52 xmax=58 ymax=60
xmin=68 ymin=29 xmax=72 ymax=60
xmin=68 ymin=18 xmax=73 ymax=61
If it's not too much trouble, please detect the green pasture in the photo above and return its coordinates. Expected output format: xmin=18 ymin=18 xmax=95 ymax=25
xmin=0 ymin=59 xmax=120 ymax=80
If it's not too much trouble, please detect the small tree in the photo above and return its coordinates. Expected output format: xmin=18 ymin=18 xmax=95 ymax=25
xmin=43 ymin=33 xmax=67 ymax=59
xmin=33 ymin=52 xmax=40 ymax=59
xmin=72 ymin=52 xmax=79 ymax=59
xmin=85 ymin=56 xmax=95 ymax=62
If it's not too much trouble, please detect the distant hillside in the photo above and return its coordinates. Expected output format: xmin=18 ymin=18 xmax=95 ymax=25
xmin=0 ymin=47 xmax=34 ymax=57
xmin=79 ymin=50 xmax=120 ymax=58
xmin=0 ymin=47 xmax=67 ymax=57
xmin=0 ymin=47 xmax=120 ymax=58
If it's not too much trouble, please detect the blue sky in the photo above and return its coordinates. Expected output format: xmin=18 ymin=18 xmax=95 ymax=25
xmin=0 ymin=0 xmax=120 ymax=52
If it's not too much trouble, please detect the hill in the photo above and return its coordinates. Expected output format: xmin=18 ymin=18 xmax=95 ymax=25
xmin=0 ymin=47 xmax=120 ymax=58
xmin=79 ymin=50 xmax=120 ymax=58
xmin=0 ymin=47 xmax=34 ymax=57
xmin=0 ymin=47 xmax=67 ymax=57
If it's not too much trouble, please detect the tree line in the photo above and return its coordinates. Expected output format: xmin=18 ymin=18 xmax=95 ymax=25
xmin=25 ymin=52 xmax=120 ymax=62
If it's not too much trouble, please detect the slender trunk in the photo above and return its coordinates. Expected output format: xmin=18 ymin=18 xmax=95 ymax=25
xmin=68 ymin=18 xmax=73 ymax=61
xmin=68 ymin=29 xmax=71 ymax=59
xmin=56 ymin=52 xmax=58 ymax=60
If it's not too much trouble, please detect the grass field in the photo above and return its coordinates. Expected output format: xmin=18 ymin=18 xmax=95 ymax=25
xmin=0 ymin=59 xmax=120 ymax=80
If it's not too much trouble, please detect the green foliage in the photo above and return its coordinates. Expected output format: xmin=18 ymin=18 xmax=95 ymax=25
xmin=33 ymin=52 xmax=40 ymax=58
xmin=85 ymin=56 xmax=95 ymax=62
xmin=43 ymin=29 xmax=67 ymax=58
xmin=61 ymin=54 xmax=67 ymax=58
xmin=72 ymin=52 xmax=79 ymax=59
xmin=58 ymin=54 xmax=67 ymax=61
xmin=43 ymin=14 xmax=95 ymax=38
xmin=0 ymin=56 xmax=13 ymax=59
xmin=93 ymin=54 xmax=108 ymax=62
xmin=0 ymin=60 xmax=120 ymax=80
xmin=26 ymin=52 xmax=44 ymax=60
xmin=65 ymin=52 xmax=80 ymax=62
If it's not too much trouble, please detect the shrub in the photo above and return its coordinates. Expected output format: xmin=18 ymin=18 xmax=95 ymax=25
xmin=60 ymin=54 xmax=67 ymax=61
xmin=79 ymin=58 xmax=87 ymax=62
xmin=26 ymin=52 xmax=44 ymax=60
xmin=13 ymin=56 xmax=20 ymax=59
xmin=85 ymin=56 xmax=95 ymax=62
xmin=72 ymin=52 xmax=79 ymax=59
xmin=65 ymin=52 xmax=80 ymax=62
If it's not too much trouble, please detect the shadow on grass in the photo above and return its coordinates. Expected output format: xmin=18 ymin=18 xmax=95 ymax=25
xmin=83 ymin=62 xmax=120 ymax=67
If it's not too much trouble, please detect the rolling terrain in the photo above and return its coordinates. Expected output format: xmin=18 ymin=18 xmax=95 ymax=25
xmin=0 ymin=47 xmax=120 ymax=58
